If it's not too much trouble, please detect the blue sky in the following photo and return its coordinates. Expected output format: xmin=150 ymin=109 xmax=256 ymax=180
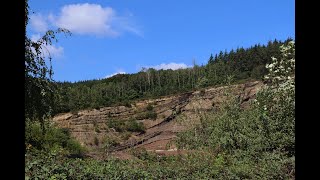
xmin=27 ymin=0 xmax=295 ymax=82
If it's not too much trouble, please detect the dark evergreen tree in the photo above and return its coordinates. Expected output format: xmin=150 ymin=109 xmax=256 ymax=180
xmin=208 ymin=54 xmax=214 ymax=64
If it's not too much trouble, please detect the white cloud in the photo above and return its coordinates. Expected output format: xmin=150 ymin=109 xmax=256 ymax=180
xmin=29 ymin=3 xmax=142 ymax=37
xmin=52 ymin=3 xmax=140 ymax=37
xmin=148 ymin=63 xmax=191 ymax=70
xmin=31 ymin=34 xmax=64 ymax=58
xmin=104 ymin=71 xmax=126 ymax=79
xmin=30 ymin=14 xmax=48 ymax=33
xmin=53 ymin=3 xmax=117 ymax=36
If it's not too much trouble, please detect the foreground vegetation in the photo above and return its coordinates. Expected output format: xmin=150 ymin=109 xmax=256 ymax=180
xmin=26 ymin=41 xmax=295 ymax=179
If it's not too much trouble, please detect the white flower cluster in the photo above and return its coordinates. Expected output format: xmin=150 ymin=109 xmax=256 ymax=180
xmin=40 ymin=89 xmax=46 ymax=96
xmin=264 ymin=41 xmax=295 ymax=85
xmin=278 ymin=78 xmax=295 ymax=92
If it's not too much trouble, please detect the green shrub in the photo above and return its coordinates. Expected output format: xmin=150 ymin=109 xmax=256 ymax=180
xmin=146 ymin=104 xmax=154 ymax=111
xmin=107 ymin=119 xmax=125 ymax=132
xmin=92 ymin=119 xmax=97 ymax=127
xmin=71 ymin=109 xmax=78 ymax=115
xmin=107 ymin=118 xmax=145 ymax=133
xmin=25 ymin=120 xmax=85 ymax=156
xmin=135 ymin=112 xmax=147 ymax=120
xmin=25 ymin=121 xmax=45 ymax=149
xmin=66 ymin=139 xmax=86 ymax=155
xmin=103 ymin=136 xmax=120 ymax=151
xmin=125 ymin=119 xmax=145 ymax=133
xmin=199 ymin=89 xmax=206 ymax=96
xmin=136 ymin=110 xmax=157 ymax=120
xmin=121 ymin=131 xmax=132 ymax=140
xmin=146 ymin=111 xmax=157 ymax=120
xmin=94 ymin=136 xmax=99 ymax=146
xmin=124 ymin=101 xmax=132 ymax=108
xmin=95 ymin=126 xmax=101 ymax=133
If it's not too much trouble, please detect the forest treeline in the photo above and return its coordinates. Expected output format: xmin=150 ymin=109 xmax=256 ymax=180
xmin=53 ymin=38 xmax=293 ymax=114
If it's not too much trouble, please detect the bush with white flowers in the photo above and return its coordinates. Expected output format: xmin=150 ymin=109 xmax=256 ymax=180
xmin=257 ymin=40 xmax=295 ymax=158
xmin=265 ymin=40 xmax=295 ymax=87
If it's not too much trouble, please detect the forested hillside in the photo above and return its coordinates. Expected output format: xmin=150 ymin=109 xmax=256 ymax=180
xmin=53 ymin=38 xmax=293 ymax=114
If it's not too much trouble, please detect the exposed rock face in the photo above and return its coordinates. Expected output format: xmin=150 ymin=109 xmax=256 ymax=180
xmin=53 ymin=81 xmax=263 ymax=158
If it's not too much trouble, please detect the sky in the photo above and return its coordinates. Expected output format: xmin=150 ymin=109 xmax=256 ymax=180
xmin=27 ymin=0 xmax=295 ymax=82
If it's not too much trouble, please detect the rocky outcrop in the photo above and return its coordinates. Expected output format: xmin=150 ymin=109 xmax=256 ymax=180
xmin=53 ymin=81 xmax=264 ymax=157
